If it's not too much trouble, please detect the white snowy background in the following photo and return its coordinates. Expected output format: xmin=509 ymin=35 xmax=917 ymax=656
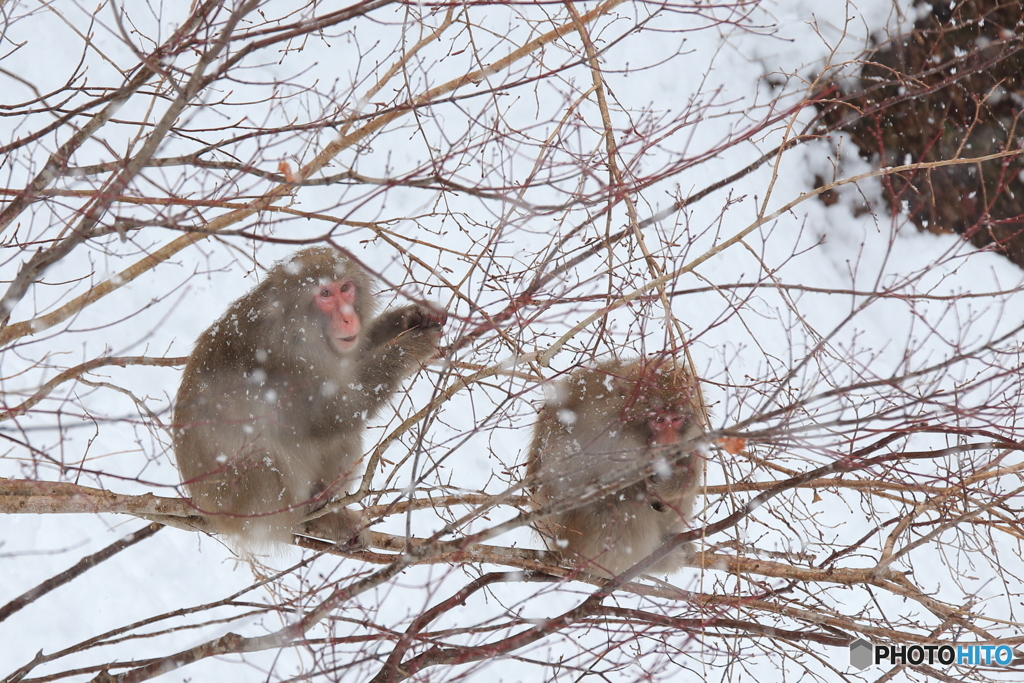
xmin=1 ymin=0 xmax=1022 ymax=681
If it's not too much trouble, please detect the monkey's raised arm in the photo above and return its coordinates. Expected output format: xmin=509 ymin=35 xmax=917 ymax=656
xmin=354 ymin=303 xmax=446 ymax=413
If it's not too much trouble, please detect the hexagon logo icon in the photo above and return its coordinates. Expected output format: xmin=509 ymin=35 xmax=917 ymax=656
xmin=849 ymin=638 xmax=873 ymax=670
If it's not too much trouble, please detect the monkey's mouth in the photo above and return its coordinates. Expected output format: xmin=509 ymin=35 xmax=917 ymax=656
xmin=332 ymin=334 xmax=359 ymax=352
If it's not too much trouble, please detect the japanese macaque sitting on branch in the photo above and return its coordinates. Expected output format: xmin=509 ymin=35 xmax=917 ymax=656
xmin=527 ymin=357 xmax=705 ymax=577
xmin=173 ymin=246 xmax=446 ymax=550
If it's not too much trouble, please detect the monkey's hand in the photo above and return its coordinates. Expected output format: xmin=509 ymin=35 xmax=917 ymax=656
xmin=646 ymin=452 xmax=701 ymax=511
xmin=399 ymin=304 xmax=448 ymax=332
xmin=366 ymin=304 xmax=447 ymax=350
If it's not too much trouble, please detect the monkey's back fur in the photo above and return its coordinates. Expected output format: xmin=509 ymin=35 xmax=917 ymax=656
xmin=527 ymin=358 xmax=704 ymax=577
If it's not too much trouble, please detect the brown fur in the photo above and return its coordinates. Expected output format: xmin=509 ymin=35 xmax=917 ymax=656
xmin=527 ymin=357 xmax=704 ymax=577
xmin=173 ymin=247 xmax=445 ymax=550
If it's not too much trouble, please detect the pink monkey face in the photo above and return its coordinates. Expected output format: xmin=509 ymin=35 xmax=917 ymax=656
xmin=647 ymin=412 xmax=690 ymax=445
xmin=314 ymin=279 xmax=361 ymax=353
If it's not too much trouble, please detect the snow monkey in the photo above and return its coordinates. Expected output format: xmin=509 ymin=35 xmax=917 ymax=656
xmin=527 ymin=357 xmax=704 ymax=577
xmin=173 ymin=246 xmax=446 ymax=549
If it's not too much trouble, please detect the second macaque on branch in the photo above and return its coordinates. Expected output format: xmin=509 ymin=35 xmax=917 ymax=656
xmin=173 ymin=246 xmax=446 ymax=550
xmin=527 ymin=357 xmax=705 ymax=577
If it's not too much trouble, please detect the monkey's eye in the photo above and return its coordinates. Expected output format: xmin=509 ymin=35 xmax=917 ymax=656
xmin=319 ymin=288 xmax=332 ymax=298
xmin=340 ymin=283 xmax=351 ymax=292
